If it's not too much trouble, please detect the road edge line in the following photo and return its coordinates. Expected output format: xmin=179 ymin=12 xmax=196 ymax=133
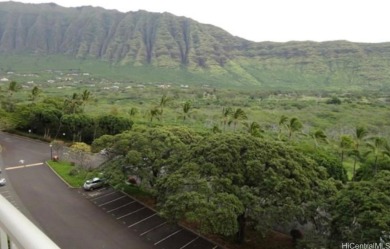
xmin=45 ymin=161 xmax=75 ymax=189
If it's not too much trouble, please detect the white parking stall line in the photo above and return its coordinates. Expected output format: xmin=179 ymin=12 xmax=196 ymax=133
xmin=116 ymin=207 xmax=146 ymax=220
xmin=212 ymin=246 xmax=219 ymax=249
xmin=90 ymin=190 xmax=117 ymax=200
xmin=154 ymin=229 xmax=182 ymax=245
xmin=5 ymin=162 xmax=43 ymax=170
xmin=25 ymin=163 xmax=44 ymax=168
xmin=139 ymin=222 xmax=167 ymax=236
xmin=128 ymin=213 xmax=157 ymax=228
xmin=98 ymin=196 xmax=126 ymax=207
xmin=180 ymin=237 xmax=199 ymax=249
xmin=5 ymin=165 xmax=25 ymax=170
xmin=107 ymin=201 xmax=135 ymax=213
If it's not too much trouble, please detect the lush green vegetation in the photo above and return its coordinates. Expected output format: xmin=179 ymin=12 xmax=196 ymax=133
xmin=1 ymin=78 xmax=390 ymax=248
xmin=48 ymin=160 xmax=91 ymax=187
xmin=2 ymin=3 xmax=390 ymax=248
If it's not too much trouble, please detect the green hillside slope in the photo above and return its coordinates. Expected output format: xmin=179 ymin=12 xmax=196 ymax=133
xmin=1 ymin=2 xmax=390 ymax=90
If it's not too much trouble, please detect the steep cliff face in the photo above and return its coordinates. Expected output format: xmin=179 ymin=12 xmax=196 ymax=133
xmin=0 ymin=2 xmax=247 ymax=68
xmin=1 ymin=2 xmax=390 ymax=89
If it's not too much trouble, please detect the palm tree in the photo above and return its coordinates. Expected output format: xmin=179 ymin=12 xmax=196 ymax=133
xmin=31 ymin=86 xmax=41 ymax=102
xmin=64 ymin=93 xmax=82 ymax=114
xmin=286 ymin=117 xmax=303 ymax=140
xmin=339 ymin=135 xmax=353 ymax=164
xmin=278 ymin=115 xmax=288 ymax=139
xmin=365 ymin=137 xmax=386 ymax=175
xmin=181 ymin=101 xmax=192 ymax=121
xmin=159 ymin=94 xmax=171 ymax=114
xmin=149 ymin=107 xmax=162 ymax=122
xmin=4 ymin=81 xmax=18 ymax=111
xmin=81 ymin=89 xmax=91 ymax=111
xmin=243 ymin=121 xmax=263 ymax=137
xmin=221 ymin=107 xmax=232 ymax=130
xmin=230 ymin=108 xmax=248 ymax=130
xmin=310 ymin=129 xmax=328 ymax=148
xmin=351 ymin=127 xmax=368 ymax=180
xmin=8 ymin=81 xmax=18 ymax=97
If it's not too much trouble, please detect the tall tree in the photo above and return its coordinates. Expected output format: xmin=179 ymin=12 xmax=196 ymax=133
xmin=157 ymin=133 xmax=336 ymax=244
xmin=180 ymin=100 xmax=192 ymax=121
xmin=64 ymin=93 xmax=82 ymax=114
xmin=31 ymin=86 xmax=41 ymax=102
xmin=310 ymin=129 xmax=328 ymax=148
xmin=149 ymin=107 xmax=162 ymax=122
xmin=351 ymin=127 xmax=368 ymax=180
xmin=243 ymin=121 xmax=262 ymax=137
xmin=331 ymin=171 xmax=390 ymax=245
xmin=62 ymin=114 xmax=93 ymax=142
xmin=339 ymin=135 xmax=353 ymax=164
xmin=278 ymin=115 xmax=288 ymax=139
xmin=159 ymin=94 xmax=171 ymax=115
xmin=30 ymin=107 xmax=62 ymax=139
xmin=3 ymin=81 xmax=19 ymax=111
xmin=221 ymin=107 xmax=232 ymax=130
xmin=93 ymin=127 xmax=187 ymax=189
xmin=8 ymin=81 xmax=18 ymax=97
xmin=230 ymin=108 xmax=247 ymax=130
xmin=364 ymin=136 xmax=387 ymax=175
xmin=80 ymin=89 xmax=91 ymax=111
xmin=286 ymin=117 xmax=303 ymax=140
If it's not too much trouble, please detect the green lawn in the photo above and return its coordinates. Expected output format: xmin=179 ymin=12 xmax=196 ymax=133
xmin=47 ymin=161 xmax=91 ymax=188
xmin=47 ymin=160 xmax=152 ymax=200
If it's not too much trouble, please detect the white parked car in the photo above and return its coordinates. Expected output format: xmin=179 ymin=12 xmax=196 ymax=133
xmin=83 ymin=177 xmax=105 ymax=191
xmin=0 ymin=178 xmax=6 ymax=186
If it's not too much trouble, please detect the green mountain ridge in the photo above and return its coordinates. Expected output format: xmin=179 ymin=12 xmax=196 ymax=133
xmin=1 ymin=1 xmax=390 ymax=90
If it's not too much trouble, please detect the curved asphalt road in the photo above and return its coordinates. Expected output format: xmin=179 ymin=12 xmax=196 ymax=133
xmin=0 ymin=132 xmax=152 ymax=249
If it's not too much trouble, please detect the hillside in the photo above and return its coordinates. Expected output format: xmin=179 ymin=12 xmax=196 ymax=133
xmin=1 ymin=1 xmax=390 ymax=90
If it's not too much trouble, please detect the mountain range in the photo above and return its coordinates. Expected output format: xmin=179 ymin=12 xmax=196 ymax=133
xmin=1 ymin=1 xmax=390 ymax=90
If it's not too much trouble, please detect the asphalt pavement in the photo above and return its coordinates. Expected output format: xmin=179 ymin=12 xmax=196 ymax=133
xmin=81 ymin=187 xmax=221 ymax=249
xmin=0 ymin=132 xmax=152 ymax=249
xmin=0 ymin=132 xmax=222 ymax=249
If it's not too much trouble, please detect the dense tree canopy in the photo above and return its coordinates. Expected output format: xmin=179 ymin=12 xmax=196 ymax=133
xmin=330 ymin=171 xmax=390 ymax=245
xmin=1 ymin=80 xmax=390 ymax=248
xmin=92 ymin=126 xmax=193 ymax=189
xmin=156 ymin=133 xmax=338 ymax=243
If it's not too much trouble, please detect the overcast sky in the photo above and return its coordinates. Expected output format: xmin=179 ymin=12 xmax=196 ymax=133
xmin=1 ymin=0 xmax=389 ymax=43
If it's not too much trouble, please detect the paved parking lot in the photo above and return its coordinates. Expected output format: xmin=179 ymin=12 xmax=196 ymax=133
xmin=80 ymin=187 xmax=222 ymax=249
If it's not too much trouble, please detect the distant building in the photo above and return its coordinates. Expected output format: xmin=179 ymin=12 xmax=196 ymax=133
xmin=157 ymin=84 xmax=171 ymax=89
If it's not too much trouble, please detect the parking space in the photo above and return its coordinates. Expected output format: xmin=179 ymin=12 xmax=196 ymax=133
xmin=80 ymin=187 xmax=222 ymax=249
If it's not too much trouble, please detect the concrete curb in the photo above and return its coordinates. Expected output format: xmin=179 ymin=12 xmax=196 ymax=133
xmin=45 ymin=161 xmax=76 ymax=189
